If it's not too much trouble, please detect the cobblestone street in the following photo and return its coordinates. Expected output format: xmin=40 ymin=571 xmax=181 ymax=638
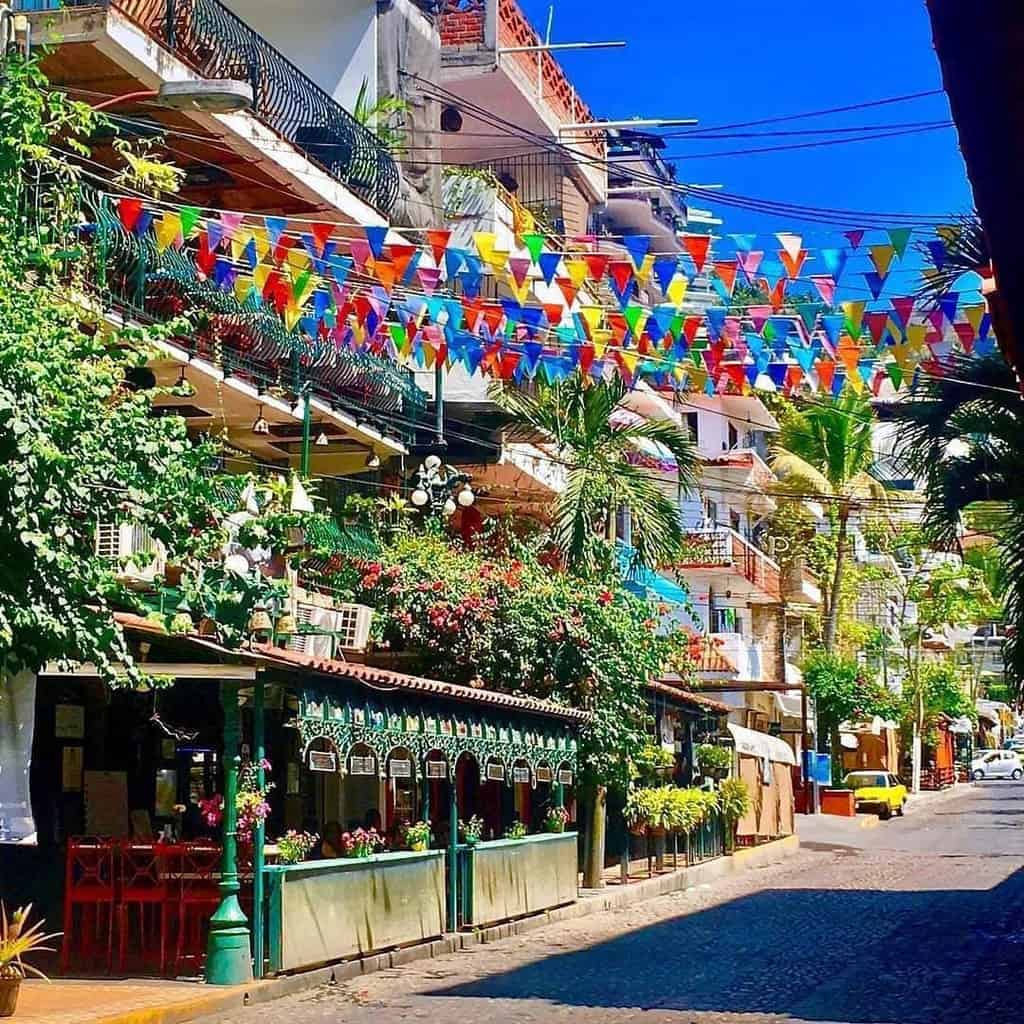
xmin=216 ymin=783 xmax=1024 ymax=1024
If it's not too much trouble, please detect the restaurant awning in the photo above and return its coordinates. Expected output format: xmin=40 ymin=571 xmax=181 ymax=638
xmin=728 ymin=723 xmax=797 ymax=766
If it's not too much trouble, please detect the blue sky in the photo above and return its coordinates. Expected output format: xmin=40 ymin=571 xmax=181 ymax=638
xmin=519 ymin=0 xmax=974 ymax=250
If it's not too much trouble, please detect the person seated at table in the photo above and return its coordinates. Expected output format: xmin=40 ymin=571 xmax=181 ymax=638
xmin=320 ymin=821 xmax=344 ymax=859
xmin=363 ymin=808 xmax=382 ymax=833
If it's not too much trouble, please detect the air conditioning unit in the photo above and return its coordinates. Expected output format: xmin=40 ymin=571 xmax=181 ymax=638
xmin=284 ymin=588 xmax=374 ymax=658
xmin=95 ymin=521 xmax=166 ymax=582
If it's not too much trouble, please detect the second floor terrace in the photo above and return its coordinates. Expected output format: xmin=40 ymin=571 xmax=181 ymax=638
xmin=16 ymin=0 xmax=401 ymax=218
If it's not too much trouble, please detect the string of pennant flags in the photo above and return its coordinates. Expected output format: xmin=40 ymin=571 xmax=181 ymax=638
xmin=109 ymin=194 xmax=994 ymax=398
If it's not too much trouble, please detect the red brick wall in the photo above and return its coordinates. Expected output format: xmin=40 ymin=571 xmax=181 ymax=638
xmin=439 ymin=4 xmax=485 ymax=46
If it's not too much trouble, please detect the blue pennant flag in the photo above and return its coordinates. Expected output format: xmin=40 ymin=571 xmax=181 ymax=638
xmin=768 ymin=363 xmax=788 ymax=388
xmin=521 ymin=307 xmax=545 ymax=337
xmin=705 ymin=306 xmax=727 ymax=341
xmin=326 ymin=252 xmax=352 ymax=285
xmin=927 ymin=240 xmax=947 ymax=270
xmin=863 ymin=271 xmax=887 ymax=300
xmin=243 ymin=238 xmax=258 ymax=271
xmin=653 ymin=256 xmax=679 ymax=293
xmin=610 ymin=276 xmax=636 ymax=309
xmin=264 ymin=216 xmax=287 ymax=248
xmin=939 ymin=291 xmax=959 ymax=324
xmin=821 ymin=313 xmax=845 ymax=348
xmin=445 ymin=299 xmax=464 ymax=332
xmin=745 ymin=332 xmax=765 ymax=357
xmin=820 ymin=248 xmax=848 ymax=283
xmin=730 ymin=233 xmax=757 ymax=253
xmin=622 ymin=234 xmax=651 ymax=269
xmin=364 ymin=225 xmax=388 ymax=260
xmin=444 ymin=248 xmax=466 ymax=279
xmin=538 ymin=252 xmax=561 ymax=286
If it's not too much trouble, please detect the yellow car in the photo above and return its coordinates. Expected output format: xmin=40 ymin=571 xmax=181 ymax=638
xmin=843 ymin=771 xmax=908 ymax=820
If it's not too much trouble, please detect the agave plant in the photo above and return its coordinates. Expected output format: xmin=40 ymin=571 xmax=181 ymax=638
xmin=352 ymin=78 xmax=409 ymax=152
xmin=0 ymin=904 xmax=60 ymax=980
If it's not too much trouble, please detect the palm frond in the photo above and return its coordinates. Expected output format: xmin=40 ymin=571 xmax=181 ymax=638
xmin=770 ymin=451 xmax=834 ymax=497
xmin=914 ymin=213 xmax=990 ymax=309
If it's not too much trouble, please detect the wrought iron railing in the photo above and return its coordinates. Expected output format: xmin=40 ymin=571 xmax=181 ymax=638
xmin=15 ymin=0 xmax=400 ymax=213
xmin=675 ymin=526 xmax=782 ymax=601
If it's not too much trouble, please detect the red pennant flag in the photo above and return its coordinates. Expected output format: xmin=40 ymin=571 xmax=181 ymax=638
xmin=196 ymin=232 xmax=217 ymax=277
xmin=843 ymin=230 xmax=865 ymax=249
xmin=389 ymin=244 xmax=417 ymax=282
xmin=310 ymin=221 xmax=334 ymax=254
xmin=426 ymin=230 xmax=451 ymax=264
xmin=865 ymin=311 xmax=890 ymax=345
xmin=543 ymin=303 xmax=565 ymax=326
xmin=682 ymin=234 xmax=712 ymax=273
xmin=555 ymin=277 xmax=578 ymax=307
xmin=779 ymin=248 xmax=808 ymax=281
xmin=713 ymin=260 xmax=738 ymax=294
xmin=608 ymin=260 xmax=634 ymax=294
xmin=724 ymin=363 xmax=746 ymax=391
xmin=953 ymin=321 xmax=976 ymax=353
xmin=766 ymin=278 xmax=788 ymax=311
xmin=784 ymin=365 xmax=804 ymax=394
xmin=608 ymin=312 xmax=628 ymax=345
xmin=815 ymin=358 xmax=835 ymax=392
xmin=462 ymin=298 xmax=484 ymax=333
xmin=683 ymin=316 xmax=702 ymax=345
xmin=890 ymin=296 xmax=915 ymax=328
xmin=577 ymin=344 xmax=595 ymax=374
xmin=585 ymin=253 xmax=610 ymax=281
xmin=272 ymin=233 xmax=296 ymax=267
xmin=482 ymin=303 xmax=505 ymax=335
xmin=117 ymin=197 xmax=143 ymax=233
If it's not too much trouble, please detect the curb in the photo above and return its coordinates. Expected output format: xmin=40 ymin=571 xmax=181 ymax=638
xmin=90 ymin=835 xmax=800 ymax=1024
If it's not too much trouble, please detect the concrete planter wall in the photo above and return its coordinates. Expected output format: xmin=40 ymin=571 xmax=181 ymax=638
xmin=460 ymin=832 xmax=578 ymax=928
xmin=265 ymin=850 xmax=445 ymax=973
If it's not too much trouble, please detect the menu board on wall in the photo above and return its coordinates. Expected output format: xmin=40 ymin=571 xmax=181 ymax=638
xmin=84 ymin=771 xmax=130 ymax=837
xmin=55 ymin=704 xmax=85 ymax=740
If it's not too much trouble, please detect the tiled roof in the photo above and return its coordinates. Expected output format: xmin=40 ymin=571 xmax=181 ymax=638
xmin=252 ymin=645 xmax=587 ymax=723
xmin=647 ymin=679 xmax=732 ymax=715
xmin=114 ymin=613 xmax=584 ymax=722
xmin=683 ymin=645 xmax=738 ymax=676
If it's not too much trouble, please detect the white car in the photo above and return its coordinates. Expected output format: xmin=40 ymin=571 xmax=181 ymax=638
xmin=971 ymin=750 xmax=1023 ymax=780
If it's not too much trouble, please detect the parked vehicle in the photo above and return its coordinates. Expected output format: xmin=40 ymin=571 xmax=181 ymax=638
xmin=842 ymin=771 xmax=908 ymax=820
xmin=971 ymin=750 xmax=1023 ymax=781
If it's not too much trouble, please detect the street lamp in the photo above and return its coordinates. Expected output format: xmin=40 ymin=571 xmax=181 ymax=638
xmin=90 ymin=79 xmax=254 ymax=114
xmin=410 ymin=456 xmax=474 ymax=517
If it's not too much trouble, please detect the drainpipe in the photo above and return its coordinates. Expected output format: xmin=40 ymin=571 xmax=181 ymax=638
xmin=447 ymin=775 xmax=458 ymax=931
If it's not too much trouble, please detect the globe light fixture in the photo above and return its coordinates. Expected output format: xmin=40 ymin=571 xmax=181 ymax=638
xmin=457 ymin=485 xmax=475 ymax=508
xmin=443 ymin=498 xmax=457 ymax=517
xmin=411 ymin=487 xmax=429 ymax=507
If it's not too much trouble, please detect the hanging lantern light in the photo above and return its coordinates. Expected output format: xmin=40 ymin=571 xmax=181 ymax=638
xmin=457 ymin=485 xmax=475 ymax=508
xmin=248 ymin=601 xmax=273 ymax=637
xmin=366 ymin=452 xmax=381 ymax=469
xmin=411 ymin=487 xmax=429 ymax=507
xmin=252 ymin=404 xmax=270 ymax=435
xmin=424 ymin=454 xmax=442 ymax=471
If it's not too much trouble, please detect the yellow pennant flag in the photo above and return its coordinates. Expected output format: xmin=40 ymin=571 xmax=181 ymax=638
xmin=868 ymin=244 xmax=895 ymax=277
xmin=578 ymin=305 xmax=603 ymax=335
xmin=566 ymin=258 xmax=589 ymax=291
xmin=486 ymin=249 xmax=510 ymax=275
xmin=591 ymin=329 xmax=612 ymax=360
xmin=688 ymin=365 xmax=708 ymax=392
xmin=842 ymin=300 xmax=866 ymax=338
xmin=963 ymin=303 xmax=985 ymax=334
xmin=287 ymin=246 xmax=311 ymax=274
xmin=906 ymin=323 xmax=928 ymax=354
xmin=283 ymin=302 xmax=303 ymax=332
xmin=618 ymin=349 xmax=639 ymax=377
xmin=506 ymin=272 xmax=531 ymax=305
xmin=253 ymin=264 xmax=273 ymax=295
xmin=936 ymin=223 xmax=962 ymax=246
xmin=230 ymin=230 xmax=252 ymax=263
xmin=473 ymin=232 xmax=497 ymax=266
xmin=250 ymin=227 xmax=270 ymax=265
xmin=154 ymin=212 xmax=182 ymax=252
xmin=634 ymin=253 xmax=656 ymax=286
xmin=667 ymin=275 xmax=688 ymax=308
xmin=233 ymin=275 xmax=254 ymax=303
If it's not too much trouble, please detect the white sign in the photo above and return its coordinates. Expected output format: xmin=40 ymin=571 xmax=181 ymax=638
xmin=512 ymin=766 xmax=531 ymax=784
xmin=349 ymin=755 xmax=376 ymax=776
xmin=389 ymin=759 xmax=412 ymax=779
xmin=426 ymin=761 xmax=447 ymax=779
xmin=486 ymin=763 xmax=506 ymax=782
xmin=536 ymin=766 xmax=553 ymax=783
xmin=308 ymin=750 xmax=338 ymax=773
xmin=55 ymin=704 xmax=85 ymax=740
xmin=557 ymin=769 xmax=574 ymax=786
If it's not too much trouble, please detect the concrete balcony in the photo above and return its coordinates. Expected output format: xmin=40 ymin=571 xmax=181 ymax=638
xmin=17 ymin=0 xmax=399 ymax=218
xmin=672 ymin=527 xmax=782 ymax=603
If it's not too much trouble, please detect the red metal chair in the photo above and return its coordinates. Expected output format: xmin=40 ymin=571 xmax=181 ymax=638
xmin=61 ymin=837 xmax=117 ymax=975
xmin=172 ymin=843 xmax=222 ymax=977
xmin=117 ymin=842 xmax=177 ymax=975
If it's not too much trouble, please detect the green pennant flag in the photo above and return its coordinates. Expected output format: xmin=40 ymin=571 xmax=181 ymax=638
xmin=763 ymin=321 xmax=778 ymax=343
xmin=389 ymin=322 xmax=408 ymax=348
xmin=669 ymin=314 xmax=684 ymax=341
xmin=795 ymin=303 xmax=822 ymax=333
xmin=521 ymin=233 xmax=545 ymax=265
xmin=623 ymin=304 xmax=645 ymax=337
xmin=887 ymin=227 xmax=913 ymax=260
xmin=179 ymin=206 xmax=202 ymax=238
xmin=886 ymin=363 xmax=903 ymax=389
xmin=291 ymin=268 xmax=313 ymax=304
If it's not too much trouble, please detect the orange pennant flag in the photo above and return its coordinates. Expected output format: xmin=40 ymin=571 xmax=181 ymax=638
xmin=778 ymin=249 xmax=808 ymax=281
xmin=682 ymin=234 xmax=711 ymax=273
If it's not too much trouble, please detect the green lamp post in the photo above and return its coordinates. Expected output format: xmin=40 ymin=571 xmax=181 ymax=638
xmin=206 ymin=753 xmax=253 ymax=984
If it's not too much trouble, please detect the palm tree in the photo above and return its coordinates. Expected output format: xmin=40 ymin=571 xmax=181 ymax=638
xmin=889 ymin=351 xmax=1024 ymax=690
xmin=492 ymin=374 xmax=698 ymax=889
xmin=914 ymin=212 xmax=990 ymax=310
xmin=771 ymin=390 xmax=886 ymax=651
xmin=491 ymin=375 xmax=699 ymax=574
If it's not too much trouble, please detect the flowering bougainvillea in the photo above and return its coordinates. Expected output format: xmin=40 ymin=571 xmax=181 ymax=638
xmin=315 ymin=523 xmax=694 ymax=793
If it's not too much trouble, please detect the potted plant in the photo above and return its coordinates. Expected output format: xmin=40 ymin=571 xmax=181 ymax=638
xmin=459 ymin=815 xmax=484 ymax=846
xmin=503 ymin=820 xmax=528 ymax=840
xmin=342 ymin=827 xmax=384 ymax=858
xmin=403 ymin=821 xmax=431 ymax=852
xmin=276 ymin=830 xmax=319 ymax=865
xmin=696 ymin=744 xmax=733 ymax=780
xmin=0 ymin=904 xmax=60 ymax=1018
xmin=624 ymin=788 xmax=662 ymax=836
xmin=717 ymin=777 xmax=751 ymax=852
xmin=543 ymin=805 xmax=569 ymax=834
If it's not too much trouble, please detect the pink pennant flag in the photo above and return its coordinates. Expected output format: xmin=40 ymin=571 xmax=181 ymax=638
xmin=843 ymin=229 xmax=865 ymax=249
xmin=508 ymin=256 xmax=531 ymax=288
xmin=748 ymin=305 xmax=772 ymax=332
xmin=350 ymin=238 xmax=373 ymax=269
xmin=810 ymin=275 xmax=836 ymax=305
xmin=417 ymin=266 xmax=441 ymax=295
xmin=219 ymin=212 xmax=244 ymax=243
xmin=737 ymin=250 xmax=764 ymax=281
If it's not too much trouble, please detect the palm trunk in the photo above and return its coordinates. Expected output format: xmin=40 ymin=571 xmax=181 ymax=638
xmin=823 ymin=507 xmax=849 ymax=652
xmin=582 ymin=785 xmax=607 ymax=889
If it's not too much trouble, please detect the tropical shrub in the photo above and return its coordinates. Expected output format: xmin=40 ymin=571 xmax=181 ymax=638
xmin=695 ymin=744 xmax=733 ymax=775
xmin=717 ymin=777 xmax=752 ymax=825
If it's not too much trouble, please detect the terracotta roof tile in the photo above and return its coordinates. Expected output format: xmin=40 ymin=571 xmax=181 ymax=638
xmin=647 ymin=679 xmax=732 ymax=715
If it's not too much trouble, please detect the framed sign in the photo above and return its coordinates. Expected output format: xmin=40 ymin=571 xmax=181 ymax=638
xmin=349 ymin=755 xmax=376 ymax=776
xmin=62 ymin=746 xmax=83 ymax=792
xmin=55 ymin=704 xmax=84 ymax=740
xmin=426 ymin=760 xmax=447 ymax=779
xmin=486 ymin=762 xmax=505 ymax=782
xmin=557 ymin=769 xmax=574 ymax=786
xmin=389 ymin=758 xmax=412 ymax=779
xmin=512 ymin=766 xmax=530 ymax=784
xmin=308 ymin=750 xmax=338 ymax=773
xmin=536 ymin=765 xmax=553 ymax=783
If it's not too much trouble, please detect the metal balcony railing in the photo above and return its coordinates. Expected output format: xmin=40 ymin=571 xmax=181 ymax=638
xmin=16 ymin=0 xmax=400 ymax=213
xmin=676 ymin=526 xmax=782 ymax=602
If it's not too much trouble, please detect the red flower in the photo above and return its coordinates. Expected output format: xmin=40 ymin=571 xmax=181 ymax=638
xmin=598 ymin=590 xmax=613 ymax=606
